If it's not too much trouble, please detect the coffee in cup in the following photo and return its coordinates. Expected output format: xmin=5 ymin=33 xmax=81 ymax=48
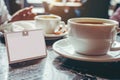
xmin=67 ymin=18 xmax=120 ymax=56
xmin=35 ymin=15 xmax=65 ymax=34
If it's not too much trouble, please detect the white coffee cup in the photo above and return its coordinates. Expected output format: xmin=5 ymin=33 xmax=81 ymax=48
xmin=35 ymin=15 xmax=65 ymax=34
xmin=68 ymin=17 xmax=120 ymax=56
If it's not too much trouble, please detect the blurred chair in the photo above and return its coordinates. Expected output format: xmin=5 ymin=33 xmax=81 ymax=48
xmin=49 ymin=1 xmax=81 ymax=24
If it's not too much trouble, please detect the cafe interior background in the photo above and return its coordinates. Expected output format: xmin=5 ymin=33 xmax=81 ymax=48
xmin=4 ymin=0 xmax=120 ymax=24
xmin=1 ymin=0 xmax=120 ymax=80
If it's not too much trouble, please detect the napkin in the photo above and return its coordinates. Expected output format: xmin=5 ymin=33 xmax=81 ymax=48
xmin=11 ymin=21 xmax=36 ymax=32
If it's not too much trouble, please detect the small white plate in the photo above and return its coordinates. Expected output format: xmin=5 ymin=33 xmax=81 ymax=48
xmin=53 ymin=38 xmax=120 ymax=62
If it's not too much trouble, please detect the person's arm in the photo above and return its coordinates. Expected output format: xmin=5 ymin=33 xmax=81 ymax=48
xmin=0 ymin=0 xmax=36 ymax=24
xmin=0 ymin=0 xmax=11 ymax=24
xmin=110 ymin=7 xmax=120 ymax=25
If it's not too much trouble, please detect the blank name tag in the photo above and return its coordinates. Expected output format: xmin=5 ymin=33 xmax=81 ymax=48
xmin=4 ymin=29 xmax=47 ymax=64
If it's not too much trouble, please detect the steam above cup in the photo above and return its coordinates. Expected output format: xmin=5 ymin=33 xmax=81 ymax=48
xmin=67 ymin=17 xmax=120 ymax=56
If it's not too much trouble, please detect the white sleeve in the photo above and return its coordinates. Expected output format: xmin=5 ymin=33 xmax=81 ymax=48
xmin=0 ymin=0 xmax=11 ymax=24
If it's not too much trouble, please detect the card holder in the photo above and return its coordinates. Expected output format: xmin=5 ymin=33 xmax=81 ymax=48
xmin=4 ymin=29 xmax=47 ymax=64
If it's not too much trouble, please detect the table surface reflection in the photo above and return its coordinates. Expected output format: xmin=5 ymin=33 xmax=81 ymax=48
xmin=1 ymin=36 xmax=120 ymax=80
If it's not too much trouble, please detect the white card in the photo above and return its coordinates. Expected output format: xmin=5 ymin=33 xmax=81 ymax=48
xmin=4 ymin=29 xmax=47 ymax=64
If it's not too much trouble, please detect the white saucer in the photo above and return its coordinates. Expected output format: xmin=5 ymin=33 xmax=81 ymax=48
xmin=53 ymin=38 xmax=120 ymax=62
xmin=45 ymin=25 xmax=69 ymax=40
xmin=45 ymin=32 xmax=68 ymax=40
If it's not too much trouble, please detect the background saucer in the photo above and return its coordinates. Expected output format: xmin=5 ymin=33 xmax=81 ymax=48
xmin=45 ymin=32 xmax=68 ymax=40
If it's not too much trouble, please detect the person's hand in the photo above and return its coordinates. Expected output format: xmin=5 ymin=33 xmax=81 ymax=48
xmin=9 ymin=6 xmax=37 ymax=22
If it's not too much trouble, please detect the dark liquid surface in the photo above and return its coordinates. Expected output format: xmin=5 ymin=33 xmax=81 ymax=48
xmin=77 ymin=22 xmax=105 ymax=25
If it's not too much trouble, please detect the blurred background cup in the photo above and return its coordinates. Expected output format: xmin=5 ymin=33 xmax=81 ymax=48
xmin=35 ymin=14 xmax=65 ymax=34
xmin=68 ymin=17 xmax=120 ymax=56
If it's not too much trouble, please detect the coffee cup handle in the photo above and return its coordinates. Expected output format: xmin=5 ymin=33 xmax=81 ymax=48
xmin=110 ymin=28 xmax=120 ymax=51
xmin=59 ymin=21 xmax=65 ymax=27
xmin=54 ymin=21 xmax=67 ymax=34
